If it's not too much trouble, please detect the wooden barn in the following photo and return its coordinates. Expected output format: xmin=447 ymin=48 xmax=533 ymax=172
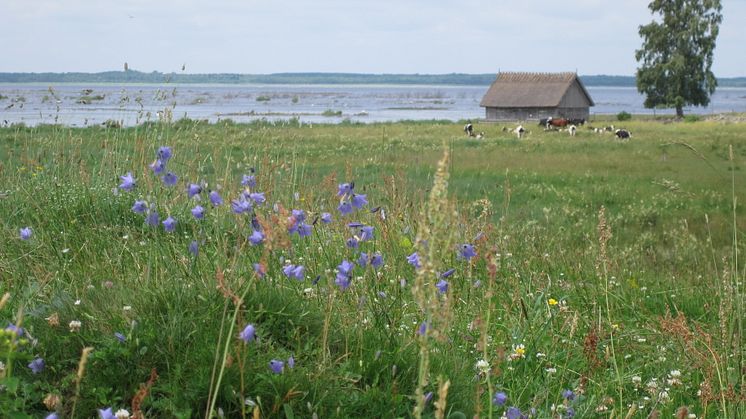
xmin=480 ymin=72 xmax=594 ymax=121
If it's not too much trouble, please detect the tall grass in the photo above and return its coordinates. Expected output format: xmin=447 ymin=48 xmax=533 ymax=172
xmin=0 ymin=119 xmax=744 ymax=418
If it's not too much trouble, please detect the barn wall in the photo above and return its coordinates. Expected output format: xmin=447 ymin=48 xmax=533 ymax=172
xmin=558 ymin=81 xmax=592 ymax=108
xmin=555 ymin=107 xmax=589 ymax=120
xmin=485 ymin=107 xmax=557 ymax=121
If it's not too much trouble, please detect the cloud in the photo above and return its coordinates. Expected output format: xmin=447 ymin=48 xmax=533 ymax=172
xmin=0 ymin=0 xmax=743 ymax=76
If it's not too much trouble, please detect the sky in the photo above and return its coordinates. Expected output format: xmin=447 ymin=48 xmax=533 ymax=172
xmin=2 ymin=0 xmax=745 ymax=76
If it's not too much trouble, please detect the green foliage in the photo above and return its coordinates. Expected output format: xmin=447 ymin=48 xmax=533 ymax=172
xmin=617 ymin=111 xmax=632 ymax=121
xmin=635 ymin=0 xmax=723 ymax=117
xmin=321 ymin=109 xmax=343 ymax=117
xmin=255 ymin=95 xmax=271 ymax=102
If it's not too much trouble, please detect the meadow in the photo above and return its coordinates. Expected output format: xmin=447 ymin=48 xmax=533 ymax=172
xmin=0 ymin=117 xmax=744 ymax=418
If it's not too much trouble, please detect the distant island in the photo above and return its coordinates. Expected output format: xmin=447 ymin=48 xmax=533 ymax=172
xmin=1 ymin=70 xmax=745 ymax=87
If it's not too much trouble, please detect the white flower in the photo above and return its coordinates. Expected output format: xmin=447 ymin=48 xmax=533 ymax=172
xmin=631 ymin=376 xmax=642 ymax=386
xmin=475 ymin=359 xmax=490 ymax=373
xmin=115 ymin=409 xmax=131 ymax=419
xmin=509 ymin=344 xmax=526 ymax=361
xmin=669 ymin=370 xmax=681 ymax=377
xmin=69 ymin=320 xmax=82 ymax=332
xmin=658 ymin=390 xmax=670 ymax=402
xmin=546 ymin=367 xmax=557 ymax=374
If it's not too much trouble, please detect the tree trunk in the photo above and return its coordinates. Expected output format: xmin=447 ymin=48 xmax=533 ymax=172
xmin=676 ymin=105 xmax=684 ymax=118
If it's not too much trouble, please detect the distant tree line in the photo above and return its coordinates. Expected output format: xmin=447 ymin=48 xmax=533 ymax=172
xmin=0 ymin=70 xmax=744 ymax=87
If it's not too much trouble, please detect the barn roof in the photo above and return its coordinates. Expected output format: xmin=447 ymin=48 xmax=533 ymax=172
xmin=479 ymin=72 xmax=595 ymax=108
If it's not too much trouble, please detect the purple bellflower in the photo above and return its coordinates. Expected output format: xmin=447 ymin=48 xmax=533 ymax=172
xmin=191 ymin=205 xmax=205 ymax=220
xmin=131 ymin=200 xmax=147 ymax=214
xmin=119 ymin=172 xmax=135 ymax=191
xmin=248 ymin=230 xmax=264 ymax=246
xmin=239 ymin=324 xmax=256 ymax=342
xmin=209 ymin=190 xmax=223 ymax=206
xmin=269 ymin=359 xmax=284 ymax=374
xmin=407 ymin=252 xmax=421 ymax=269
xmin=19 ymin=227 xmax=32 ymax=241
xmin=28 ymin=357 xmax=45 ymax=374
xmin=161 ymin=172 xmax=178 ymax=187
xmin=162 ymin=216 xmax=177 ymax=232
xmin=187 ymin=183 xmax=202 ymax=198
xmin=459 ymin=243 xmax=477 ymax=260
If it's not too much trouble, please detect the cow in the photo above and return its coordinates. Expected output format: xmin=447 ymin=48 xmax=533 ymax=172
xmin=514 ymin=125 xmax=526 ymax=139
xmin=569 ymin=125 xmax=577 ymax=136
xmin=615 ymin=129 xmax=631 ymax=139
xmin=547 ymin=118 xmax=569 ymax=128
xmin=568 ymin=118 xmax=586 ymax=126
xmin=476 ymin=132 xmax=485 ymax=140
xmin=464 ymin=123 xmax=474 ymax=137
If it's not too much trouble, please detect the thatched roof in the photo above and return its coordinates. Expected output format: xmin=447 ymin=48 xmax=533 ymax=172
xmin=480 ymin=72 xmax=594 ymax=108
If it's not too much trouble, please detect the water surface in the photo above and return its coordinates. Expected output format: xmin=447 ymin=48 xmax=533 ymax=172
xmin=1 ymin=83 xmax=745 ymax=127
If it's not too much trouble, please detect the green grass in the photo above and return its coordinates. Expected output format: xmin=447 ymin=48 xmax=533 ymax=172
xmin=0 ymin=118 xmax=744 ymax=418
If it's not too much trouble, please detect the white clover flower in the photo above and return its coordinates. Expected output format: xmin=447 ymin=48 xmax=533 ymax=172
xmin=69 ymin=320 xmax=82 ymax=332
xmin=475 ymin=359 xmax=490 ymax=374
xmin=658 ymin=390 xmax=670 ymax=402
xmin=546 ymin=367 xmax=557 ymax=374
xmin=115 ymin=409 xmax=131 ymax=419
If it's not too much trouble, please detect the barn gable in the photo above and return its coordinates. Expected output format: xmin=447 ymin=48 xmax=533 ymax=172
xmin=480 ymin=72 xmax=594 ymax=121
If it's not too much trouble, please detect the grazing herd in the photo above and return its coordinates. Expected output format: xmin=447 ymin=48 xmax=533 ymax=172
xmin=464 ymin=118 xmax=632 ymax=141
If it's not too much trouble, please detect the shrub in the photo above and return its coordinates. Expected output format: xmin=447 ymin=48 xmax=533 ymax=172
xmin=617 ymin=111 xmax=632 ymax=121
xmin=322 ymin=109 xmax=343 ymax=117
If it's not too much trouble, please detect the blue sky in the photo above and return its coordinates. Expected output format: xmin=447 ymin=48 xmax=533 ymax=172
xmin=3 ymin=0 xmax=745 ymax=76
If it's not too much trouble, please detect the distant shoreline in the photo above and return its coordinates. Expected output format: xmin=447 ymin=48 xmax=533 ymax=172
xmin=2 ymin=70 xmax=745 ymax=88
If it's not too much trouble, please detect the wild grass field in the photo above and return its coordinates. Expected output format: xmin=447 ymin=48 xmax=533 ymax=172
xmin=0 ymin=118 xmax=744 ymax=418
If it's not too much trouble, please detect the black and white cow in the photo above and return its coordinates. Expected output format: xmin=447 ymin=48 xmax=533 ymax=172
xmin=615 ymin=129 xmax=631 ymax=139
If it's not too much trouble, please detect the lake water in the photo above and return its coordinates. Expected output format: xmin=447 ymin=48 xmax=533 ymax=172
xmin=2 ymin=83 xmax=745 ymax=127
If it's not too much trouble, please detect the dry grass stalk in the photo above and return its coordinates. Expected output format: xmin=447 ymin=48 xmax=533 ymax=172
xmin=412 ymin=145 xmax=456 ymax=418
xmin=70 ymin=346 xmax=94 ymax=418
xmin=434 ymin=378 xmax=450 ymax=419
xmin=132 ymin=368 xmax=159 ymax=419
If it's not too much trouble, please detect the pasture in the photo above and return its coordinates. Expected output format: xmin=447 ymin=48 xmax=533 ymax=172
xmin=0 ymin=117 xmax=744 ymax=418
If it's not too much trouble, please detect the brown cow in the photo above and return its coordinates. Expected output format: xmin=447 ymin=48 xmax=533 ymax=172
xmin=547 ymin=118 xmax=569 ymax=128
